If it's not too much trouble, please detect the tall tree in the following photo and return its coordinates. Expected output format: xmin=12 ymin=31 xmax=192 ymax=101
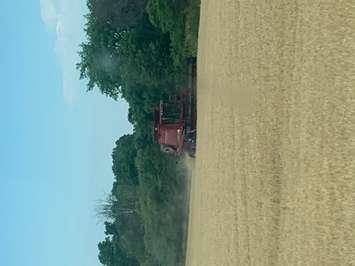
xmin=112 ymin=134 xmax=138 ymax=185
xmin=98 ymin=237 xmax=114 ymax=266
xmin=89 ymin=0 xmax=147 ymax=30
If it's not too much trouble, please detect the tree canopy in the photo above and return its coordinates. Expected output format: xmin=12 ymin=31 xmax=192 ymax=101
xmin=96 ymin=134 xmax=189 ymax=265
xmin=78 ymin=0 xmax=200 ymax=265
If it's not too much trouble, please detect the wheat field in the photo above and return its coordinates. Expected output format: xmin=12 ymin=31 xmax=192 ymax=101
xmin=185 ymin=1 xmax=355 ymax=265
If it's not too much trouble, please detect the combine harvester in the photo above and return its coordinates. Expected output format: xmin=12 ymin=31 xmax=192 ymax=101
xmin=153 ymin=60 xmax=197 ymax=157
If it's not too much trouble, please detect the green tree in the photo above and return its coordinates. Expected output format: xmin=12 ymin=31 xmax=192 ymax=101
xmin=89 ymin=0 xmax=147 ymax=30
xmin=112 ymin=135 xmax=138 ymax=185
xmin=104 ymin=221 xmax=117 ymax=236
xmin=77 ymin=0 xmax=185 ymax=102
xmin=98 ymin=237 xmax=115 ymax=265
xmin=79 ymin=0 xmax=200 ymax=265
xmin=98 ymin=237 xmax=140 ymax=266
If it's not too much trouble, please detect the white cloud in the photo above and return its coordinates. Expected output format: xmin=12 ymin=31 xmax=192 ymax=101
xmin=40 ymin=0 xmax=58 ymax=29
xmin=40 ymin=0 xmax=87 ymax=106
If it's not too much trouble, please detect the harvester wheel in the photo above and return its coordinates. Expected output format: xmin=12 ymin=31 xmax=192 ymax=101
xmin=161 ymin=145 xmax=176 ymax=155
xmin=184 ymin=142 xmax=196 ymax=158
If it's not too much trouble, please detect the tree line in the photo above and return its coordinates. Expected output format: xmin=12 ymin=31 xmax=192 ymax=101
xmin=77 ymin=0 xmax=200 ymax=265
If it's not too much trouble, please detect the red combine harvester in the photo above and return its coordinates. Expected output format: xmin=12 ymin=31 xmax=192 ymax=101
xmin=153 ymin=60 xmax=197 ymax=157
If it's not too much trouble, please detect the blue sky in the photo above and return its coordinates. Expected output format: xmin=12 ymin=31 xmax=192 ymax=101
xmin=0 ymin=1 xmax=132 ymax=266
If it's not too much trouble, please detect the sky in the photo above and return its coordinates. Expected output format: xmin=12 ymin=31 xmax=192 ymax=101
xmin=0 ymin=1 xmax=132 ymax=266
